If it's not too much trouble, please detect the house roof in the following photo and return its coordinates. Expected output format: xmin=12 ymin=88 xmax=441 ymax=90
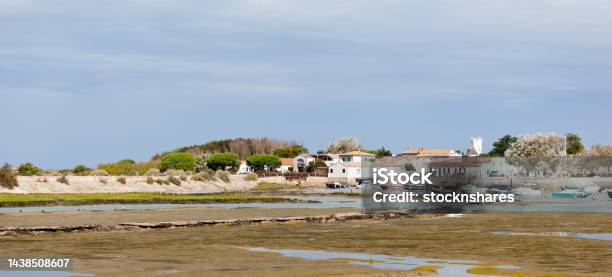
xmin=419 ymin=149 xmax=456 ymax=156
xmin=403 ymin=148 xmax=421 ymax=155
xmin=401 ymin=147 xmax=458 ymax=157
xmin=340 ymin=150 xmax=375 ymax=156
xmin=280 ymin=158 xmax=294 ymax=166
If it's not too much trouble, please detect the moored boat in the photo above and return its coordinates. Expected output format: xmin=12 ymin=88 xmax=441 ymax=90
xmin=552 ymin=186 xmax=590 ymax=199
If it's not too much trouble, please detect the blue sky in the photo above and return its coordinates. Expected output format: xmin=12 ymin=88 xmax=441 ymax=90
xmin=1 ymin=0 xmax=611 ymax=169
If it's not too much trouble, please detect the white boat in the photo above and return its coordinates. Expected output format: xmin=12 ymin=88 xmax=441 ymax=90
xmin=512 ymin=183 xmax=542 ymax=199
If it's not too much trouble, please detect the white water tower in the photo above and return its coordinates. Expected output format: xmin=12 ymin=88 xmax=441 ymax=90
xmin=470 ymin=137 xmax=483 ymax=156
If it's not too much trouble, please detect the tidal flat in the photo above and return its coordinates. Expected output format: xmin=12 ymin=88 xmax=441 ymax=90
xmin=0 ymin=212 xmax=610 ymax=276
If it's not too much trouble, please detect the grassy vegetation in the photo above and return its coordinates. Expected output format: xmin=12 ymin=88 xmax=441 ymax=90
xmin=252 ymin=182 xmax=287 ymax=191
xmin=0 ymin=193 xmax=302 ymax=207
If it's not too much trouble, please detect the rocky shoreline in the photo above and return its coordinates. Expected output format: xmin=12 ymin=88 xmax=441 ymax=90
xmin=0 ymin=212 xmax=414 ymax=236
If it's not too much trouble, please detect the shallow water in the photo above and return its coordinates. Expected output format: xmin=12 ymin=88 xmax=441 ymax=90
xmin=492 ymin=231 xmax=612 ymax=241
xmin=0 ymin=194 xmax=609 ymax=214
xmin=0 ymin=196 xmax=360 ymax=214
xmin=248 ymin=247 xmax=519 ymax=277
xmin=468 ymin=195 xmax=612 ymax=213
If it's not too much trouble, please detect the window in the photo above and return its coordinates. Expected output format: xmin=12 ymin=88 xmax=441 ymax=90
xmin=342 ymin=156 xmax=352 ymax=162
xmin=329 ymin=169 xmax=333 ymax=173
xmin=342 ymin=169 xmax=346 ymax=173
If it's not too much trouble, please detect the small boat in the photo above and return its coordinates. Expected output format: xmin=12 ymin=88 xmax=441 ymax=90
xmin=512 ymin=184 xmax=542 ymax=199
xmin=551 ymin=186 xmax=590 ymax=199
xmin=607 ymin=190 xmax=612 ymax=199
xmin=326 ymin=182 xmax=350 ymax=189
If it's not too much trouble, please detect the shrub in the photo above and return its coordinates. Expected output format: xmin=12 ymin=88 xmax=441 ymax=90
xmin=97 ymin=160 xmax=159 ymax=176
xmin=144 ymin=168 xmax=161 ymax=176
xmin=99 ymin=177 xmax=108 ymax=184
xmin=17 ymin=163 xmax=41 ymax=176
xmin=57 ymin=175 xmax=70 ymax=185
xmin=246 ymin=154 xmax=281 ymax=172
xmin=168 ymin=176 xmax=181 ymax=186
xmin=180 ymin=175 xmax=187 ymax=182
xmin=146 ymin=177 xmax=154 ymax=184
xmin=205 ymin=152 xmax=240 ymax=171
xmin=216 ymin=171 xmax=230 ymax=183
xmin=116 ymin=177 xmax=127 ymax=184
xmin=165 ymin=169 xmax=186 ymax=177
xmin=195 ymin=156 xmax=207 ymax=172
xmin=160 ymin=153 xmax=195 ymax=172
xmin=73 ymin=165 xmax=90 ymax=175
xmin=243 ymin=173 xmax=258 ymax=181
xmin=0 ymin=163 xmax=19 ymax=189
xmin=191 ymin=169 xmax=216 ymax=182
xmin=89 ymin=169 xmax=109 ymax=176
xmin=36 ymin=177 xmax=49 ymax=183
xmin=155 ymin=179 xmax=169 ymax=185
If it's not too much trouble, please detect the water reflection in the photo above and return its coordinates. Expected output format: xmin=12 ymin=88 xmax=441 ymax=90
xmin=248 ymin=247 xmax=520 ymax=277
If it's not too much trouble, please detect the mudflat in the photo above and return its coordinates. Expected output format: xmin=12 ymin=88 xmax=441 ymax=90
xmin=0 ymin=207 xmax=359 ymax=227
xmin=0 ymin=212 xmax=610 ymax=276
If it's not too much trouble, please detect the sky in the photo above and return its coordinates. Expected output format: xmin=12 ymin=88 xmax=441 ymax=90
xmin=1 ymin=0 xmax=611 ymax=169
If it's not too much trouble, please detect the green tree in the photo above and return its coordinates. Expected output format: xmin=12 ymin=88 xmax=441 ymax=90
xmin=272 ymin=145 xmax=308 ymax=158
xmin=365 ymin=146 xmax=392 ymax=158
xmin=246 ymin=154 xmax=281 ymax=172
xmin=565 ymin=133 xmax=584 ymax=155
xmin=17 ymin=162 xmax=41 ymax=176
xmin=306 ymin=159 xmax=327 ymax=172
xmin=206 ymin=152 xmax=240 ymax=171
xmin=0 ymin=163 xmax=18 ymax=189
xmin=73 ymin=165 xmax=90 ymax=175
xmin=117 ymin=159 xmax=136 ymax=164
xmin=160 ymin=153 xmax=196 ymax=172
xmin=489 ymin=135 xmax=518 ymax=157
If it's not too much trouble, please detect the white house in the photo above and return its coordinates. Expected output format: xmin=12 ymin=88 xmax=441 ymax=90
xmin=327 ymin=151 xmax=375 ymax=181
xmin=237 ymin=160 xmax=253 ymax=174
xmin=277 ymin=158 xmax=294 ymax=173
xmin=293 ymin=154 xmax=315 ymax=172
